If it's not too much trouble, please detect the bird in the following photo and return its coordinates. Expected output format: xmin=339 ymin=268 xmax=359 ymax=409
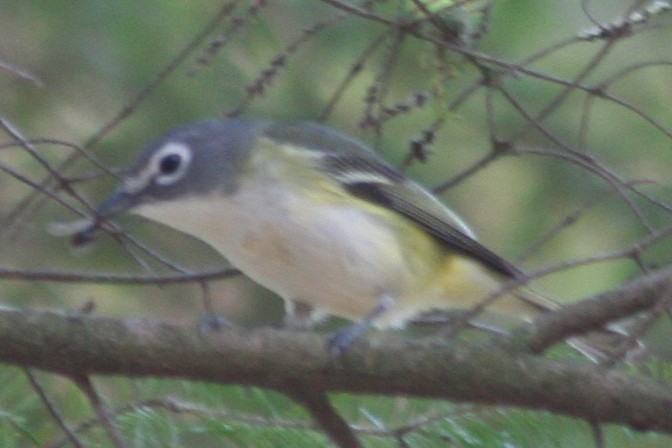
xmin=62 ymin=119 xmax=617 ymax=357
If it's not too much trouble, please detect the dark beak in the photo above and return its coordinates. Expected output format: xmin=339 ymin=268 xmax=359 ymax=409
xmin=71 ymin=189 xmax=139 ymax=246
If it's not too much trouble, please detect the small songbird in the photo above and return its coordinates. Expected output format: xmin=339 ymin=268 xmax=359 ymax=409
xmin=66 ymin=119 xmax=596 ymax=354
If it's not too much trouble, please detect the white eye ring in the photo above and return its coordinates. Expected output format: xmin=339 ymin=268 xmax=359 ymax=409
xmin=151 ymin=143 xmax=193 ymax=185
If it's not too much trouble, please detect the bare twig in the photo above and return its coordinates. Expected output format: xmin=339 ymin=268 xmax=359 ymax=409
xmin=0 ymin=60 xmax=42 ymax=86
xmin=288 ymin=387 xmax=362 ymax=448
xmin=23 ymin=370 xmax=86 ymax=448
xmin=71 ymin=375 xmax=129 ymax=448
xmin=0 ymin=266 xmax=239 ymax=285
xmin=3 ymin=1 xmax=241 ymax=232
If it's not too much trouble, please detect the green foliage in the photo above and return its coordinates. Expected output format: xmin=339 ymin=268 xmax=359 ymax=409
xmin=3 ymin=370 xmax=672 ymax=447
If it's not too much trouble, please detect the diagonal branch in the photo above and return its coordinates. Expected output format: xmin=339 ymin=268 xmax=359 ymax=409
xmin=71 ymin=375 xmax=129 ymax=448
xmin=288 ymin=387 xmax=362 ymax=448
xmin=517 ymin=266 xmax=672 ymax=354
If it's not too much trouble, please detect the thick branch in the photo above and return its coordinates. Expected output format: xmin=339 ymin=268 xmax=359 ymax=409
xmin=0 ymin=307 xmax=670 ymax=433
xmin=519 ymin=266 xmax=672 ymax=353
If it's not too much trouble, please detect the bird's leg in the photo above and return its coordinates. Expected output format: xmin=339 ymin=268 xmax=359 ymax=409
xmin=328 ymin=294 xmax=395 ymax=357
xmin=197 ymin=281 xmax=232 ymax=333
xmin=284 ymin=299 xmax=318 ymax=330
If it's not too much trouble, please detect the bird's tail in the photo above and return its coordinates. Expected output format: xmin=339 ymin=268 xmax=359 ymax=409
xmin=510 ymin=286 xmax=645 ymax=363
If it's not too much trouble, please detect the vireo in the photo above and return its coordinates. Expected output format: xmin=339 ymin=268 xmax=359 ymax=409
xmin=65 ymin=119 xmax=573 ymax=353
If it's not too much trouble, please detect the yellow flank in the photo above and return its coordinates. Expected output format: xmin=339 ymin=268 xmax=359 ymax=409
xmin=258 ymin=138 xmax=541 ymax=325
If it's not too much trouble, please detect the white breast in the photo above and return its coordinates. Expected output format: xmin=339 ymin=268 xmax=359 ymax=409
xmin=133 ymin=179 xmax=410 ymax=321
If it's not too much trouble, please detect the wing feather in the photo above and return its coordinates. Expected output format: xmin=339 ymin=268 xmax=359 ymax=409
xmin=323 ymin=155 xmax=523 ymax=279
xmin=264 ymin=121 xmax=522 ymax=279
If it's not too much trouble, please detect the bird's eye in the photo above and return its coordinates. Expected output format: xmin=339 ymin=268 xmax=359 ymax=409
xmin=152 ymin=143 xmax=193 ymax=185
xmin=159 ymin=153 xmax=182 ymax=175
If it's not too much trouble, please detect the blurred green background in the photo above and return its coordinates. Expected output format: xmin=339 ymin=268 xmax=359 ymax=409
xmin=1 ymin=1 xmax=672 ymax=446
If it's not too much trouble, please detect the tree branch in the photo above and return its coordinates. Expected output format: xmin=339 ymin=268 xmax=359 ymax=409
xmin=0 ymin=303 xmax=671 ymax=434
xmin=518 ymin=265 xmax=672 ymax=353
xmin=288 ymin=387 xmax=362 ymax=448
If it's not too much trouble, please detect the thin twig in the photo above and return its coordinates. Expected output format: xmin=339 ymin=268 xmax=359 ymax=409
xmin=23 ymin=369 xmax=86 ymax=448
xmin=0 ymin=266 xmax=240 ymax=285
xmin=0 ymin=60 xmax=42 ymax=86
xmin=288 ymin=387 xmax=362 ymax=448
xmin=71 ymin=375 xmax=129 ymax=448
xmin=3 ymin=1 xmax=241 ymax=231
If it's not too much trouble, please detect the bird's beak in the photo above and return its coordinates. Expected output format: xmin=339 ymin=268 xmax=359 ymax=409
xmin=95 ymin=188 xmax=139 ymax=219
xmin=68 ymin=188 xmax=140 ymax=246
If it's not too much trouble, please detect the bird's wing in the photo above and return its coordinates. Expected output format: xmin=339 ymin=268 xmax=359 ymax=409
xmin=320 ymin=154 xmax=523 ymax=279
xmin=264 ymin=121 xmax=522 ymax=278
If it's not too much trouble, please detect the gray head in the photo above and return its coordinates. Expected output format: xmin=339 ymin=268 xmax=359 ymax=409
xmin=125 ymin=119 xmax=269 ymax=199
xmin=96 ymin=119 xmax=271 ymax=218
xmin=65 ymin=119 xmax=268 ymax=245
xmin=97 ymin=118 xmax=388 ymax=215
xmin=70 ymin=118 xmax=382 ymax=245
